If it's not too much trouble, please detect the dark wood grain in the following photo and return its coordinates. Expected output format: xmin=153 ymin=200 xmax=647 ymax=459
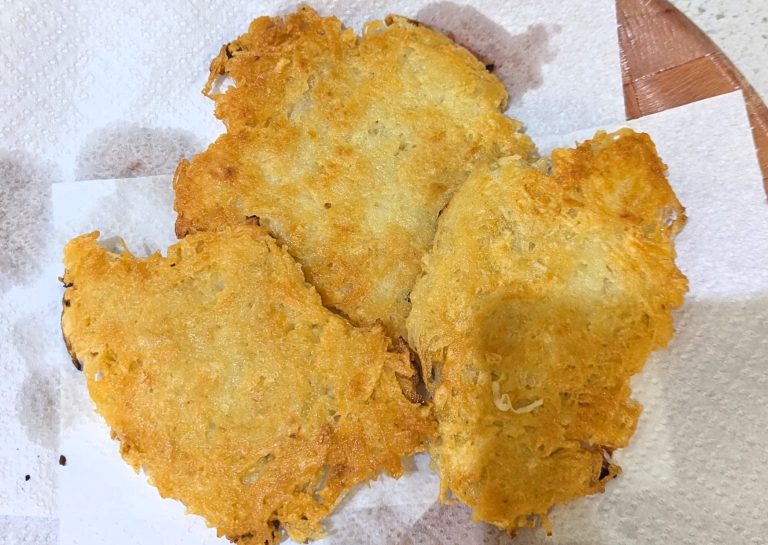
xmin=617 ymin=0 xmax=768 ymax=194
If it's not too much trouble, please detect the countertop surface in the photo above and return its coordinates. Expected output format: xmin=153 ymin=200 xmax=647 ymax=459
xmin=671 ymin=0 xmax=768 ymax=102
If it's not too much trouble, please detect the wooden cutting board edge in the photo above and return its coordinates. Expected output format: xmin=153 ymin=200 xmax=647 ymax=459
xmin=617 ymin=0 xmax=768 ymax=195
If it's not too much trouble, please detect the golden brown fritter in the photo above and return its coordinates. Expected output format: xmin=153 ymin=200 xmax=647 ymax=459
xmin=407 ymin=130 xmax=687 ymax=533
xmin=174 ymin=7 xmax=535 ymax=340
xmin=61 ymin=223 xmax=436 ymax=545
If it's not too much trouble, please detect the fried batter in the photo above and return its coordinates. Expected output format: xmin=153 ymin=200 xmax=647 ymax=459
xmin=174 ymin=7 xmax=535 ymax=340
xmin=61 ymin=223 xmax=436 ymax=544
xmin=407 ymin=130 xmax=687 ymax=533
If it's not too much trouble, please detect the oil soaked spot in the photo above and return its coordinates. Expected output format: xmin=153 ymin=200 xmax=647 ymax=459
xmin=0 ymin=151 xmax=53 ymax=285
xmin=16 ymin=369 xmax=59 ymax=450
xmin=398 ymin=501 xmax=513 ymax=545
xmin=416 ymin=3 xmax=559 ymax=104
xmin=12 ymin=313 xmax=57 ymax=373
xmin=12 ymin=312 xmax=62 ymax=447
xmin=326 ymin=505 xmax=408 ymax=543
xmin=76 ymin=124 xmax=202 ymax=180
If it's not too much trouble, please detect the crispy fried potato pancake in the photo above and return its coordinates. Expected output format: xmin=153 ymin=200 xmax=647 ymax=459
xmin=407 ymin=130 xmax=687 ymax=533
xmin=61 ymin=223 xmax=436 ymax=544
xmin=174 ymin=7 xmax=535 ymax=339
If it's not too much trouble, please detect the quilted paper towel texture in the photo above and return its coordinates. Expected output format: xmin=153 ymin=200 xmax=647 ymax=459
xmin=50 ymin=92 xmax=768 ymax=545
xmin=0 ymin=0 xmax=622 ymax=185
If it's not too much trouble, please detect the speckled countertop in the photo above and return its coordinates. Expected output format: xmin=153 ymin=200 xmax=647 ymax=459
xmin=671 ymin=0 xmax=768 ymax=101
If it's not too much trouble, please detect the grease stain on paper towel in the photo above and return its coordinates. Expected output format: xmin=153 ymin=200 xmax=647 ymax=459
xmin=0 ymin=151 xmax=53 ymax=286
xmin=13 ymin=316 xmax=61 ymax=450
xmin=326 ymin=505 xmax=407 ymax=543
xmin=398 ymin=501 xmax=514 ymax=545
xmin=416 ymin=2 xmax=559 ymax=105
xmin=16 ymin=369 xmax=59 ymax=450
xmin=76 ymin=124 xmax=201 ymax=180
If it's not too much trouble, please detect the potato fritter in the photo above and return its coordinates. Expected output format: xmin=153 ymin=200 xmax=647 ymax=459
xmin=61 ymin=223 xmax=436 ymax=545
xmin=174 ymin=7 xmax=535 ymax=340
xmin=407 ymin=130 xmax=687 ymax=533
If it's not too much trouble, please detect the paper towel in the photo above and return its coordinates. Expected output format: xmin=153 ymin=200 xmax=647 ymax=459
xmin=0 ymin=0 xmax=622 ymax=186
xmin=2 ymin=0 xmax=767 ymax=542
xmin=0 ymin=2 xmax=624 ymax=538
xmin=42 ymin=92 xmax=768 ymax=545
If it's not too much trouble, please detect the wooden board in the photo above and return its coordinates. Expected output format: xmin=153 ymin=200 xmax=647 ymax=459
xmin=617 ymin=0 xmax=768 ymax=194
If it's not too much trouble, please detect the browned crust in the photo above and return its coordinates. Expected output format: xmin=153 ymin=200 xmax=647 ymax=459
xmin=172 ymin=159 xmax=194 ymax=238
xmin=60 ymin=278 xmax=82 ymax=372
xmin=60 ymin=225 xmax=436 ymax=543
xmin=393 ymin=337 xmax=429 ymax=405
xmin=171 ymin=6 xmax=534 ymax=341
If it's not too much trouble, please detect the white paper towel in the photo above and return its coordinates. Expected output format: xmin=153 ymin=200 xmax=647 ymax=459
xmin=41 ymin=92 xmax=768 ymax=545
xmin=0 ymin=3 xmax=624 ymax=539
xmin=2 ymin=0 xmax=767 ymax=543
xmin=0 ymin=0 xmax=622 ymax=185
